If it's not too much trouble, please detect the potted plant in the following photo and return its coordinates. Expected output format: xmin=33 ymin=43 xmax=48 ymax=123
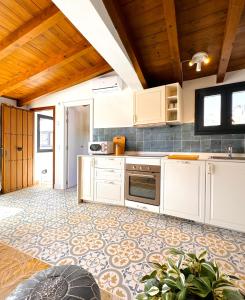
xmin=136 ymin=248 xmax=244 ymax=300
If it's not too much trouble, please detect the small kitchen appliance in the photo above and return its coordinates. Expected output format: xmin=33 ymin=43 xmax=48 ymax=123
xmin=88 ymin=141 xmax=114 ymax=155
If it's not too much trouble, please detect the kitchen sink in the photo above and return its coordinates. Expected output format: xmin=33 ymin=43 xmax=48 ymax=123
xmin=209 ymin=156 xmax=245 ymax=160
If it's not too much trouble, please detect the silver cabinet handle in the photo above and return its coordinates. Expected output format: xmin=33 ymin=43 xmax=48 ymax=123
xmin=107 ymin=181 xmax=115 ymax=184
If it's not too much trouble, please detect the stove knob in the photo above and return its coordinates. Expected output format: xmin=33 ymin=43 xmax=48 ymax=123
xmin=133 ymin=165 xmax=136 ymax=169
xmin=139 ymin=166 xmax=142 ymax=170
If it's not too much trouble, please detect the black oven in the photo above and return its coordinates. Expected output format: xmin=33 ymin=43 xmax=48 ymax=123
xmin=125 ymin=164 xmax=160 ymax=206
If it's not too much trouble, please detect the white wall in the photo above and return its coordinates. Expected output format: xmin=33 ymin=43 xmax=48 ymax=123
xmin=94 ymin=87 xmax=133 ymax=128
xmin=183 ymin=69 xmax=245 ymax=123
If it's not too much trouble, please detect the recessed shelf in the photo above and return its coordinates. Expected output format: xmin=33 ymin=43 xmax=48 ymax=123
xmin=167 ymin=95 xmax=177 ymax=99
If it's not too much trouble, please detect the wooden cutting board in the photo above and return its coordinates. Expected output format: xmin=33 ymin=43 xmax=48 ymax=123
xmin=168 ymin=154 xmax=199 ymax=160
xmin=113 ymin=136 xmax=125 ymax=155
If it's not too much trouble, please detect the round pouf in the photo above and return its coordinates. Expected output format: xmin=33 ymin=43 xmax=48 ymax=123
xmin=7 ymin=265 xmax=101 ymax=300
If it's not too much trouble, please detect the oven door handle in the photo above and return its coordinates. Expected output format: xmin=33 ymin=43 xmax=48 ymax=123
xmin=127 ymin=173 xmax=156 ymax=179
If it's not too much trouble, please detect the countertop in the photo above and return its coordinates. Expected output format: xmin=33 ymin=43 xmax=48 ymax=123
xmin=77 ymin=152 xmax=245 ymax=162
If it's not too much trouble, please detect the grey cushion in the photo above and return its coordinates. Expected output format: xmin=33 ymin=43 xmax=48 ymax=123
xmin=7 ymin=265 xmax=101 ymax=300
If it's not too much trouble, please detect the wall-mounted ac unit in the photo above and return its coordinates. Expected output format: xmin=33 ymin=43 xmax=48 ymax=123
xmin=92 ymin=75 xmax=123 ymax=93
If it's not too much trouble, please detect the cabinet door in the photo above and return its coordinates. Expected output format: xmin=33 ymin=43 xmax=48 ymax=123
xmin=206 ymin=162 xmax=245 ymax=232
xmin=94 ymin=180 xmax=124 ymax=205
xmin=161 ymin=160 xmax=205 ymax=222
xmin=134 ymin=87 xmax=165 ymax=125
xmin=81 ymin=157 xmax=94 ymax=201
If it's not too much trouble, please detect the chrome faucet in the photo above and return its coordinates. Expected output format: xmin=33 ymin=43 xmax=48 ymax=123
xmin=227 ymin=145 xmax=233 ymax=159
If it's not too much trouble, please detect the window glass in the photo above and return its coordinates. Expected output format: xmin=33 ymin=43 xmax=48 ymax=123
xmin=203 ymin=94 xmax=221 ymax=126
xmin=232 ymin=91 xmax=245 ymax=125
xmin=38 ymin=115 xmax=53 ymax=152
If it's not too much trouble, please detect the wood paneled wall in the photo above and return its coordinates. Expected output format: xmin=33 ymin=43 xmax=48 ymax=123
xmin=2 ymin=104 xmax=34 ymax=193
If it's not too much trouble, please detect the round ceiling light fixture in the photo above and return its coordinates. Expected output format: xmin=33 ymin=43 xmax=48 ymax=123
xmin=188 ymin=52 xmax=210 ymax=72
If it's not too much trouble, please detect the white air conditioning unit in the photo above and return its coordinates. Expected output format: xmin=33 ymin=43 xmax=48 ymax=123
xmin=92 ymin=75 xmax=123 ymax=93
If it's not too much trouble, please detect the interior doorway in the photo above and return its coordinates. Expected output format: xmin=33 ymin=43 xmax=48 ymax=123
xmin=66 ymin=104 xmax=90 ymax=188
xmin=32 ymin=107 xmax=55 ymax=188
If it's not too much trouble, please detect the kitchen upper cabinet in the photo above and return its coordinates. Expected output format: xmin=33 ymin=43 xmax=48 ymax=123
xmin=161 ymin=160 xmax=205 ymax=222
xmin=77 ymin=156 xmax=94 ymax=202
xmin=93 ymin=88 xmax=134 ymax=128
xmin=206 ymin=161 xmax=245 ymax=232
xmin=134 ymin=86 xmax=166 ymax=126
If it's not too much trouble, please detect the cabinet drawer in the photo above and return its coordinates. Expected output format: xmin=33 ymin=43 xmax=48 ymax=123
xmin=95 ymin=168 xmax=123 ymax=181
xmin=95 ymin=157 xmax=124 ymax=169
xmin=94 ymin=180 xmax=124 ymax=205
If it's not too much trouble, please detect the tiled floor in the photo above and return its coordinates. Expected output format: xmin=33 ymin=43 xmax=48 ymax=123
xmin=0 ymin=187 xmax=244 ymax=299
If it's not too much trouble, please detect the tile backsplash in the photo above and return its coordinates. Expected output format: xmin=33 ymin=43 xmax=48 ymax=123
xmin=93 ymin=123 xmax=245 ymax=153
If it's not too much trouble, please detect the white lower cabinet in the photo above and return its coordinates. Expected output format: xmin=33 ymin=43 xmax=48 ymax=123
xmin=78 ymin=156 xmax=94 ymax=202
xmin=161 ymin=160 xmax=205 ymax=222
xmin=206 ymin=161 xmax=245 ymax=232
xmin=94 ymin=180 xmax=124 ymax=205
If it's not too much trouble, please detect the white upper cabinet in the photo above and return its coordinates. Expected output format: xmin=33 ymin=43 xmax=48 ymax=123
xmin=206 ymin=161 xmax=245 ymax=232
xmin=133 ymin=83 xmax=182 ymax=126
xmin=134 ymin=86 xmax=166 ymax=126
xmin=161 ymin=160 xmax=205 ymax=222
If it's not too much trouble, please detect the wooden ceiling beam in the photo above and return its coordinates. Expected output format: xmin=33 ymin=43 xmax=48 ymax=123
xmin=162 ymin=0 xmax=182 ymax=84
xmin=0 ymin=4 xmax=62 ymax=61
xmin=18 ymin=62 xmax=112 ymax=106
xmin=0 ymin=42 xmax=93 ymax=95
xmin=217 ymin=0 xmax=245 ymax=83
xmin=102 ymin=0 xmax=147 ymax=88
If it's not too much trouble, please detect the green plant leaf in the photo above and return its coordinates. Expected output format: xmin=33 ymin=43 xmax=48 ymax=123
xmin=169 ymin=248 xmax=185 ymax=256
xmin=135 ymin=292 xmax=148 ymax=300
xmin=162 ymin=284 xmax=171 ymax=295
xmin=200 ymin=262 xmax=216 ymax=281
xmin=147 ymin=286 xmax=160 ymax=296
xmin=141 ymin=275 xmax=151 ymax=283
xmin=177 ymin=288 xmax=187 ymax=300
xmin=144 ymin=278 xmax=161 ymax=293
xmin=185 ymin=253 xmax=197 ymax=260
xmin=164 ymin=278 xmax=178 ymax=290
xmin=198 ymin=250 xmax=207 ymax=261
xmin=162 ymin=291 xmax=176 ymax=300
xmin=188 ymin=277 xmax=212 ymax=297
xmin=222 ymin=288 xmax=245 ymax=300
xmin=228 ymin=274 xmax=240 ymax=280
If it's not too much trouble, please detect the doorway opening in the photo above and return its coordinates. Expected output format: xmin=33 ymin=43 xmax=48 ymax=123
xmin=66 ymin=104 xmax=91 ymax=188
xmin=33 ymin=107 xmax=55 ymax=188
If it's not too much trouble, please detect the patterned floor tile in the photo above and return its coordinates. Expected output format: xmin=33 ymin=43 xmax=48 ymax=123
xmin=0 ymin=186 xmax=244 ymax=299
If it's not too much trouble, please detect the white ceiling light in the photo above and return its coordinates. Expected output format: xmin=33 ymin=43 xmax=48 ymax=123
xmin=188 ymin=52 xmax=210 ymax=72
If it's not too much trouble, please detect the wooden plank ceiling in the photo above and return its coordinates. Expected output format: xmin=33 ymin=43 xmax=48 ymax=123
xmin=103 ymin=0 xmax=245 ymax=87
xmin=0 ymin=0 xmax=245 ymax=106
xmin=0 ymin=0 xmax=112 ymax=105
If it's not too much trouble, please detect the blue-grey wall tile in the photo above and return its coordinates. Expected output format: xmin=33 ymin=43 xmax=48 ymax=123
xmin=190 ymin=140 xmax=200 ymax=152
xmin=221 ymin=134 xmax=244 ymax=140
xmin=143 ymin=128 xmax=152 ymax=141
xmin=143 ymin=141 xmax=151 ymax=151
xmin=221 ymin=139 xmax=244 ymax=153
xmin=136 ymin=141 xmax=144 ymax=151
xmin=136 ymin=128 xmax=144 ymax=141
xmin=126 ymin=140 xmax=136 ymax=151
xmin=98 ymin=128 xmax=104 ymax=136
xmin=200 ymin=139 xmax=211 ymax=152
xmin=173 ymin=140 xmax=182 ymax=152
xmin=210 ymin=140 xmax=221 ymax=152
xmin=93 ymin=123 xmax=245 ymax=153
xmin=182 ymin=141 xmax=191 ymax=152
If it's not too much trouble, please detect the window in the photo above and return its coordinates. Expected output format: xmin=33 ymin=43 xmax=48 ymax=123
xmin=37 ymin=114 xmax=53 ymax=152
xmin=195 ymin=81 xmax=245 ymax=134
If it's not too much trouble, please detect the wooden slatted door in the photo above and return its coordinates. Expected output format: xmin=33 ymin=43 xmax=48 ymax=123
xmin=1 ymin=104 xmax=34 ymax=193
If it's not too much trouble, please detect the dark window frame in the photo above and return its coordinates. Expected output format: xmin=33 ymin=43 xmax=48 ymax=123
xmin=195 ymin=81 xmax=245 ymax=135
xmin=37 ymin=114 xmax=53 ymax=153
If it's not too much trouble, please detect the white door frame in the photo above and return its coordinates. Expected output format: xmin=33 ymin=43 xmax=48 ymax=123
xmin=64 ymin=98 xmax=93 ymax=188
